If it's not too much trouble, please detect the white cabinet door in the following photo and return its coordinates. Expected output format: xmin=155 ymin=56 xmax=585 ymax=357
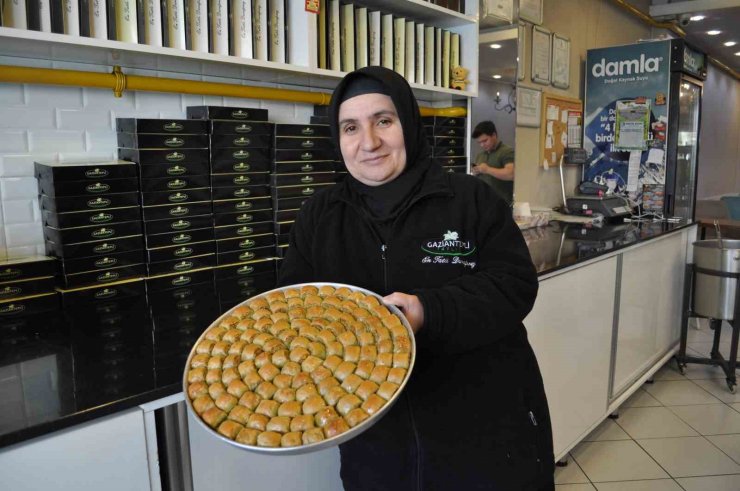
xmin=612 ymin=231 xmax=687 ymax=396
xmin=0 ymin=408 xmax=151 ymax=491
xmin=525 ymin=256 xmax=617 ymax=459
xmin=187 ymin=411 xmax=343 ymax=491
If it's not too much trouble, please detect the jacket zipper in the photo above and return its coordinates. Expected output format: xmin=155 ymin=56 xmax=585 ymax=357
xmin=380 ymin=244 xmax=388 ymax=293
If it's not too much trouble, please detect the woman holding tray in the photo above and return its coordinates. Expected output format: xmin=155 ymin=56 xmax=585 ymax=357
xmin=279 ymin=66 xmax=554 ymax=490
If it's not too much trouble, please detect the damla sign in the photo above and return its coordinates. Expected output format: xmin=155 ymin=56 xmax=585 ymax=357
xmin=591 ymin=53 xmax=662 ymax=78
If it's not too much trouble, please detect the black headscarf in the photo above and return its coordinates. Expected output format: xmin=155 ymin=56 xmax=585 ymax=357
xmin=329 ymin=67 xmax=432 ymax=237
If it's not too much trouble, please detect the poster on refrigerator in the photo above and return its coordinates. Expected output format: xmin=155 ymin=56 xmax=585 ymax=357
xmin=583 ymin=40 xmax=671 ymax=201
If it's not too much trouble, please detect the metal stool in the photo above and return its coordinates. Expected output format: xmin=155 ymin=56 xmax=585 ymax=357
xmin=676 ymin=240 xmax=740 ymax=392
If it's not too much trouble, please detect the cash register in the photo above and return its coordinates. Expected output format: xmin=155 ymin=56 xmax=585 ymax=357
xmin=558 ymin=152 xmax=632 ymax=220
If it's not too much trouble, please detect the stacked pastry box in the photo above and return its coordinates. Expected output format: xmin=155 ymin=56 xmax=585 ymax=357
xmin=0 ymin=256 xmax=59 ymax=320
xmin=186 ymin=106 xmax=277 ymax=309
xmin=423 ymin=116 xmax=467 ymax=174
xmin=272 ymin=123 xmax=339 ymax=258
xmin=35 ymin=160 xmax=148 ymax=306
xmin=116 ymin=118 xmax=217 ymax=294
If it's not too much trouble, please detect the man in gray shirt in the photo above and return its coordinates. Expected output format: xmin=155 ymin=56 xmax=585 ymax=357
xmin=472 ymin=121 xmax=515 ymax=204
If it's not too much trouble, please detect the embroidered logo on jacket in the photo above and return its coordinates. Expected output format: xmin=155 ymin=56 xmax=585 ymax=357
xmin=421 ymin=230 xmax=476 ymax=269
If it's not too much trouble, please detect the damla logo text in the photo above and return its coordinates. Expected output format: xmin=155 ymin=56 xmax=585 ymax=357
xmin=592 ymin=54 xmax=662 ymax=78
xmin=421 ymin=230 xmax=477 ymax=269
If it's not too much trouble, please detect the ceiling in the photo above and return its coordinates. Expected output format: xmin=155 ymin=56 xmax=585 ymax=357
xmin=649 ymin=0 xmax=740 ymax=73
xmin=478 ymin=29 xmax=518 ymax=84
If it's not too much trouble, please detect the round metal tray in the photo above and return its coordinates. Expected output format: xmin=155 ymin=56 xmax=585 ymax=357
xmin=183 ymin=282 xmax=416 ymax=455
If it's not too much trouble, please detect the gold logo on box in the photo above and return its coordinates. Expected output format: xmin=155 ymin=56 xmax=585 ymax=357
xmin=164 ymin=122 xmax=184 ymax=132
xmin=172 ymin=234 xmax=192 ymax=244
xmin=87 ymin=197 xmax=111 ymax=208
xmin=93 ymin=243 xmax=116 ymax=253
xmin=94 ymin=288 xmax=118 ymax=299
xmin=233 ymin=176 xmax=251 ymax=185
xmin=236 ymin=214 xmax=253 ymax=223
xmin=171 ymin=220 xmax=190 ymax=230
xmin=0 ymin=303 xmax=25 ymax=314
xmin=233 ymin=150 xmax=250 ymax=159
xmin=237 ymin=226 xmax=253 ymax=236
xmin=239 ymin=239 xmax=256 ymax=249
xmin=301 ymin=164 xmax=314 ymax=172
xmin=301 ymin=140 xmax=315 ymax=148
xmin=233 ymin=137 xmax=251 ymax=146
xmin=174 ymin=247 xmax=193 ymax=257
xmin=172 ymin=276 xmax=192 ymax=286
xmin=239 ymin=252 xmax=255 ymax=261
xmin=232 ymin=110 xmax=249 ymax=119
xmin=167 ymin=165 xmax=186 ymax=176
xmin=234 ymin=188 xmax=251 ymax=198
xmin=91 ymin=227 xmax=115 ymax=239
xmin=168 ymin=192 xmax=188 ymax=203
xmin=233 ymin=163 xmax=250 ymax=172
xmin=166 ymin=152 xmax=185 ymax=162
xmin=235 ymin=124 xmax=253 ymax=133
xmin=169 ymin=206 xmax=189 ymax=217
xmin=97 ymin=271 xmax=119 ymax=282
xmin=302 ymin=187 xmax=315 ymax=196
xmin=237 ymin=265 xmax=255 ymax=275
xmin=85 ymin=168 xmax=109 ymax=178
xmin=0 ymin=268 xmax=21 ymax=280
xmin=0 ymin=286 xmax=22 ymax=297
xmin=301 ymin=176 xmax=314 ymax=183
xmin=95 ymin=257 xmax=117 ymax=267
xmin=90 ymin=213 xmax=113 ymax=224
xmin=165 ymin=137 xmax=185 ymax=147
xmin=301 ymin=152 xmax=313 ymax=160
xmin=167 ymin=179 xmax=186 ymax=189
xmin=235 ymin=201 xmax=253 ymax=211
xmin=174 ymin=261 xmax=194 ymax=272
xmin=301 ymin=127 xmax=315 ymax=135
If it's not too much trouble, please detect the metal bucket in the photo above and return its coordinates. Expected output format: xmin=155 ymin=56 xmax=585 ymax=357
xmin=693 ymin=239 xmax=740 ymax=320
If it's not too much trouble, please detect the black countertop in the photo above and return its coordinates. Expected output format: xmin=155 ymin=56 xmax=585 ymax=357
xmin=0 ymin=220 xmax=693 ymax=448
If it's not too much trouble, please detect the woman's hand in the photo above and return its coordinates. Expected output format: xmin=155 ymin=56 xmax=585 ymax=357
xmin=383 ymin=292 xmax=424 ymax=334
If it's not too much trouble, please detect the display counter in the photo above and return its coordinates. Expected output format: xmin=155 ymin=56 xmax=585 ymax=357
xmin=0 ymin=220 xmax=696 ymax=488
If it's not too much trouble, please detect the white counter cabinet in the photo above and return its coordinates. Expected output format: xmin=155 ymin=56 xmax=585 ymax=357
xmin=0 ymin=408 xmax=151 ymax=491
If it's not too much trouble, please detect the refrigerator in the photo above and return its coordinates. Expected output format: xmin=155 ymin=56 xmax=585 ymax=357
xmin=582 ymin=39 xmax=706 ymax=219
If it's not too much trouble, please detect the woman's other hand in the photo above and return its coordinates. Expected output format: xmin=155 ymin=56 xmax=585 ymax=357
xmin=383 ymin=292 xmax=424 ymax=334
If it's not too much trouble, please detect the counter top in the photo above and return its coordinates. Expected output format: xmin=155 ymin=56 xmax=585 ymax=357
xmin=0 ymin=220 xmax=694 ymax=449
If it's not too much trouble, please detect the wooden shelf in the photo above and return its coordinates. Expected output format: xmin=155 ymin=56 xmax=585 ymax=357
xmin=0 ymin=26 xmax=475 ymax=101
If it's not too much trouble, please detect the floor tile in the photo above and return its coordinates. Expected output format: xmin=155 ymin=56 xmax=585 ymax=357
xmin=555 ymin=485 xmax=595 ymax=491
xmin=637 ymin=436 xmax=740 ymax=477
xmin=616 ymin=407 xmax=699 ymax=439
xmin=687 ymin=326 xmax=716 ymax=343
xmin=656 ymin=360 xmax=727 ymax=381
xmin=555 ymin=457 xmax=590 ymax=484
xmin=571 ymin=440 xmax=669 ymax=482
xmin=688 ymin=341 xmax=735 ymax=358
xmin=583 ymin=418 xmax=631 ymax=442
xmin=693 ymin=378 xmax=740 ymax=404
xmin=593 ymin=479 xmax=682 ymax=490
xmin=675 ymin=474 xmax=740 ymax=491
xmin=621 ymin=388 xmax=662 ymax=408
xmin=731 ymin=403 xmax=740 ymax=414
xmin=707 ymin=434 xmax=740 ymax=465
xmin=669 ymin=404 xmax=740 ymax=435
xmin=644 ymin=380 xmax=723 ymax=406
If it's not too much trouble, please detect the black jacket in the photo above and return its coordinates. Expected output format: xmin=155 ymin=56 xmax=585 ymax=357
xmin=279 ymin=163 xmax=554 ymax=490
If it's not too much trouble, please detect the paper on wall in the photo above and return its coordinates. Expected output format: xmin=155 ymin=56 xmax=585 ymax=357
xmin=546 ymin=121 xmax=553 ymax=134
xmin=627 ymin=150 xmax=641 ymax=192
xmin=647 ymin=147 xmax=665 ymax=164
xmin=545 ymin=134 xmax=553 ymax=149
xmin=561 ymin=111 xmax=569 ymax=123
xmin=546 ymin=105 xmax=559 ymax=120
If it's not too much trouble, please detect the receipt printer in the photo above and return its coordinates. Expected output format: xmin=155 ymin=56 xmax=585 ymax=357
xmin=566 ymin=195 xmax=632 ymax=218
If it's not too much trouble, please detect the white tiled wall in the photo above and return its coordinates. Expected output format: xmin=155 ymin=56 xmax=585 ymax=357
xmin=0 ymin=58 xmax=319 ymax=260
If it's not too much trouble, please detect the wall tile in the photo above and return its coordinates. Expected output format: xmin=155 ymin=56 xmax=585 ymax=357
xmin=0 ymin=56 xmax=52 ymax=69
xmin=59 ymin=152 xmax=117 ymax=163
xmin=0 ymin=107 xmax=56 ymax=129
xmin=85 ymin=131 xmax=117 ymax=152
xmin=29 ymin=130 xmax=86 ymax=153
xmin=261 ymin=101 xmax=297 ymax=124
xmin=0 ymin=177 xmax=38 ymax=201
xmin=6 ymin=245 xmax=46 ymax=259
xmin=4 ymin=223 xmax=44 ymax=248
xmin=57 ymin=109 xmax=113 ymax=131
xmin=26 ymin=86 xmax=84 ymax=108
xmin=0 ymin=84 xmax=25 ymax=106
xmin=85 ymin=88 xmax=136 ymax=111
xmin=2 ymin=199 xmax=36 ymax=225
xmin=135 ymin=91 xmax=182 ymax=112
xmin=0 ymin=154 xmax=57 ymax=177
xmin=0 ymin=131 xmax=29 ymax=153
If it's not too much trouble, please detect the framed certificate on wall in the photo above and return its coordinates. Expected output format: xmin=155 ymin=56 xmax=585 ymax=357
xmin=519 ymin=0 xmax=543 ymax=25
xmin=516 ymin=86 xmax=542 ymax=128
xmin=531 ymin=25 xmax=551 ymax=85
xmin=551 ymin=34 xmax=571 ymax=89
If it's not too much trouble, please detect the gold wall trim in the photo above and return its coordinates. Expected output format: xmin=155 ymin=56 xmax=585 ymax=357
xmin=0 ymin=64 xmax=467 ymax=117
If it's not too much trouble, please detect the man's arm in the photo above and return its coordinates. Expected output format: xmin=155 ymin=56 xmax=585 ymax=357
xmin=473 ymin=162 xmax=514 ymax=181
